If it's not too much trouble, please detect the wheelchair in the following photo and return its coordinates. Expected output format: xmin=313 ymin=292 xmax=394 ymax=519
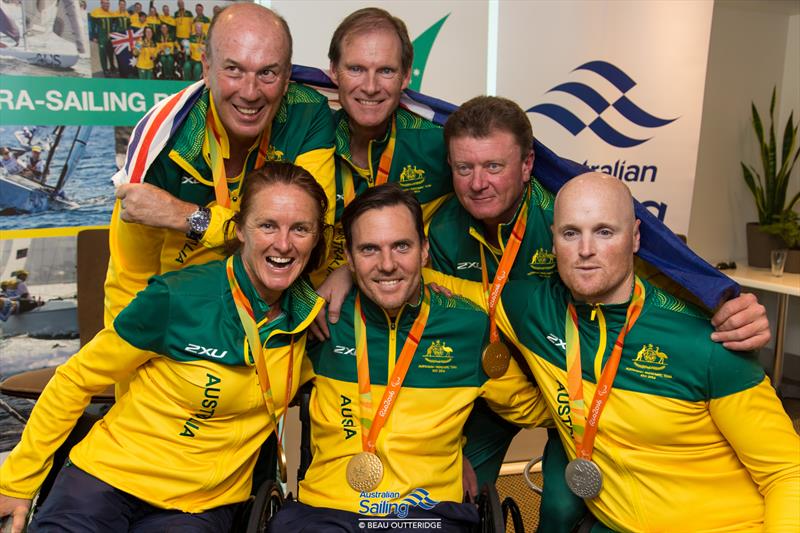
xmin=2 ymin=382 xmax=522 ymax=533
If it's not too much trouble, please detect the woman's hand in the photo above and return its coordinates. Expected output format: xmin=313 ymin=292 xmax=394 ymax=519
xmin=0 ymin=495 xmax=31 ymax=533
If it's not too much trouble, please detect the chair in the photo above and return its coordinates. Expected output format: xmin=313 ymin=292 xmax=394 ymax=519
xmin=75 ymin=228 xmax=110 ymax=346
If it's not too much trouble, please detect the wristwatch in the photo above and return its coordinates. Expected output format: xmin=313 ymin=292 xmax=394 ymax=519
xmin=186 ymin=205 xmax=211 ymax=241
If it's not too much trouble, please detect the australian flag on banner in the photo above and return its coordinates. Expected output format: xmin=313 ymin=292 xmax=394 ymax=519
xmin=110 ymin=28 xmax=142 ymax=78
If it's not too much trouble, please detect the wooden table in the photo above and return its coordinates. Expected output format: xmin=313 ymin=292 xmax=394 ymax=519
xmin=727 ymin=263 xmax=800 ymax=390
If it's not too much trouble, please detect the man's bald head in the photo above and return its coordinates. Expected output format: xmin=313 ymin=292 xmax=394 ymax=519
xmin=206 ymin=3 xmax=292 ymax=66
xmin=552 ymin=172 xmax=640 ymax=304
xmin=554 ymin=172 xmax=635 ymax=227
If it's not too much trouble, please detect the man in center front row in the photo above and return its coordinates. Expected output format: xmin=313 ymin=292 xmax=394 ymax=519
xmin=427 ymin=173 xmax=800 ymax=532
xmin=270 ymin=184 xmax=552 ymax=532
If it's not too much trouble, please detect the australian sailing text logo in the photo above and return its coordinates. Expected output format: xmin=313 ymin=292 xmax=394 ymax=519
xmin=358 ymin=488 xmax=439 ymax=518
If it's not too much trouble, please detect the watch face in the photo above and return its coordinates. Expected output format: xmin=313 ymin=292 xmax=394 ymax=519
xmin=188 ymin=207 xmax=210 ymax=235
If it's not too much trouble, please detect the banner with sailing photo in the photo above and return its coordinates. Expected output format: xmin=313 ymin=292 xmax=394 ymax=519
xmin=0 ymin=124 xmax=116 ymax=230
xmin=85 ymin=0 xmax=232 ymax=81
xmin=0 ymin=0 xmax=91 ymax=77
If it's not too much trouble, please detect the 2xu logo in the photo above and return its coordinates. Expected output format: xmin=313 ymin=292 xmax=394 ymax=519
xmin=185 ymin=343 xmax=228 ymax=359
xmin=528 ymin=60 xmax=676 ymax=148
xmin=334 ymin=345 xmax=356 ymax=356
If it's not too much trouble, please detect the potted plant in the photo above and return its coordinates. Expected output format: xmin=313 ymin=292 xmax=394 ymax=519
xmin=741 ymin=87 xmax=800 ymax=272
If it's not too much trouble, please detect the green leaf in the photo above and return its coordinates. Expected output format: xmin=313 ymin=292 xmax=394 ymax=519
xmin=770 ymin=86 xmax=776 ymax=119
xmin=780 ymin=112 xmax=795 ymax=166
xmin=752 ymin=103 xmax=765 ymax=145
xmin=787 ymin=189 xmax=800 ymax=212
xmin=767 ymin=121 xmax=777 ymax=213
xmin=742 ymin=163 xmax=767 ymax=223
xmin=743 ymin=87 xmax=798 ymax=224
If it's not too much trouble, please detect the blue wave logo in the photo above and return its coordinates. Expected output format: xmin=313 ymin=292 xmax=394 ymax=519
xmin=401 ymin=488 xmax=439 ymax=510
xmin=527 ymin=61 xmax=677 ymax=148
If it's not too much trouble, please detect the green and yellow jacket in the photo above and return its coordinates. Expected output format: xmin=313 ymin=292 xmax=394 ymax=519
xmin=0 ymin=256 xmax=324 ymax=512
xmin=174 ymin=8 xmax=192 ymax=40
xmin=89 ymin=7 xmax=114 ymax=41
xmin=428 ymin=179 xmax=557 ymax=282
xmin=425 ymin=270 xmax=800 ymax=532
xmin=318 ymin=108 xmax=452 ymax=280
xmin=113 ymin=9 xmax=131 ymax=32
xmin=297 ymin=285 xmax=550 ymax=513
xmin=104 ymin=83 xmax=335 ymax=329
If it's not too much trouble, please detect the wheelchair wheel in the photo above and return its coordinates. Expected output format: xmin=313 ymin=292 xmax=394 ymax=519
xmin=501 ymin=496 xmax=525 ymax=533
xmin=245 ymin=480 xmax=284 ymax=533
xmin=476 ymin=482 xmax=504 ymax=533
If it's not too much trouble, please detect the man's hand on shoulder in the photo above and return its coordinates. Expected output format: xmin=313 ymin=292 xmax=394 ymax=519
xmin=710 ymin=293 xmax=771 ymax=351
xmin=310 ymin=266 xmax=353 ymax=341
xmin=116 ymin=183 xmax=195 ymax=232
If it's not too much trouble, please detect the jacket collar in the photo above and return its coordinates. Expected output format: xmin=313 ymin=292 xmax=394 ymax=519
xmin=467 ymin=182 xmax=532 ymax=254
xmin=355 ymin=278 xmax=425 ymax=330
xmin=569 ymin=276 xmax=650 ymax=330
xmin=334 ymin=108 xmax=395 ymax=166
xmin=232 ymin=253 xmax=324 ymax=334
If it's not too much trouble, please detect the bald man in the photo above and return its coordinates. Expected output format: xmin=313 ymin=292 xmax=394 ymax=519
xmin=104 ymin=3 xmax=335 ymax=346
xmin=427 ymin=173 xmax=800 ymax=532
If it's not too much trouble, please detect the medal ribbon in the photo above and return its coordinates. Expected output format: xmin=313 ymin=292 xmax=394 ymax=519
xmin=353 ymin=286 xmax=430 ymax=453
xmin=206 ymin=99 xmax=272 ymax=208
xmin=225 ymin=257 xmax=293 ymax=478
xmin=341 ymin=116 xmax=397 ymax=207
xmin=479 ymin=196 xmax=530 ymax=343
xmin=564 ymin=277 xmax=645 ymax=461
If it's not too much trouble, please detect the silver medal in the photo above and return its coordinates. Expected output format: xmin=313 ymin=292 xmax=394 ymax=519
xmin=565 ymin=458 xmax=603 ymax=499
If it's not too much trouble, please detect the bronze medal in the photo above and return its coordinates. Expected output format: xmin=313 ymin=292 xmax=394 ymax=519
xmin=482 ymin=341 xmax=511 ymax=378
xmin=346 ymin=451 xmax=384 ymax=492
xmin=565 ymin=458 xmax=603 ymax=499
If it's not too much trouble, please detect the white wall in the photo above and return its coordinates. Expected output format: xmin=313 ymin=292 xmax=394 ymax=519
xmin=689 ymin=0 xmax=800 ymax=382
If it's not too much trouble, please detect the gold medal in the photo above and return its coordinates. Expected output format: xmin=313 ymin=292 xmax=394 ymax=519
xmin=482 ymin=341 xmax=511 ymax=378
xmin=277 ymin=443 xmax=288 ymax=484
xmin=346 ymin=451 xmax=384 ymax=492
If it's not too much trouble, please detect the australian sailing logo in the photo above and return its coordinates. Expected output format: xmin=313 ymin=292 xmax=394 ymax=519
xmin=527 ymin=60 xmax=676 ymax=148
xmin=358 ymin=488 xmax=439 ymax=517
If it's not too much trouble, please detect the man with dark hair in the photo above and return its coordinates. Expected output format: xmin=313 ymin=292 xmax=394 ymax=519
xmin=193 ymin=3 xmax=209 ymax=35
xmin=425 ymin=95 xmax=773 ymax=531
xmin=318 ymin=7 xmax=453 ymax=280
xmin=427 ymin=172 xmax=799 ymax=532
xmin=106 ymin=3 xmax=335 ymax=389
xmin=271 ymin=184 xmax=550 ymax=532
